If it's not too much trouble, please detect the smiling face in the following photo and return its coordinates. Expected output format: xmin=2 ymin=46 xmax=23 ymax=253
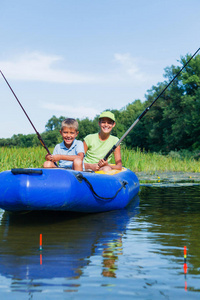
xmin=60 ymin=126 xmax=78 ymax=148
xmin=99 ymin=117 xmax=115 ymax=135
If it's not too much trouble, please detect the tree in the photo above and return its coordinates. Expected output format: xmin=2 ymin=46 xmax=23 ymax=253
xmin=41 ymin=131 xmax=61 ymax=147
xmin=78 ymin=118 xmax=99 ymax=141
xmin=45 ymin=115 xmax=66 ymax=131
xmin=115 ymin=100 xmax=147 ymax=149
xmin=143 ymin=53 xmax=200 ymax=152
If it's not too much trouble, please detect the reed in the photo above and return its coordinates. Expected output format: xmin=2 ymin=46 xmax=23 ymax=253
xmin=0 ymin=147 xmax=199 ymax=173
xmin=120 ymin=148 xmax=200 ymax=173
xmin=0 ymin=147 xmax=49 ymax=171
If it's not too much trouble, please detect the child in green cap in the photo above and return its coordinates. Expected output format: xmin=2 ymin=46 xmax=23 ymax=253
xmin=83 ymin=111 xmax=122 ymax=172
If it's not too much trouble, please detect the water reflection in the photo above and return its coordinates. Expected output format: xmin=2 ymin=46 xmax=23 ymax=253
xmin=101 ymin=235 xmax=123 ymax=278
xmin=0 ymin=196 xmax=139 ymax=284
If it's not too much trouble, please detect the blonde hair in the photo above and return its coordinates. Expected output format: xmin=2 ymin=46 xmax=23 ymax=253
xmin=61 ymin=118 xmax=79 ymax=131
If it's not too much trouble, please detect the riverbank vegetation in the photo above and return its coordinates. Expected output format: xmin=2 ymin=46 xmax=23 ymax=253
xmin=0 ymin=147 xmax=199 ymax=173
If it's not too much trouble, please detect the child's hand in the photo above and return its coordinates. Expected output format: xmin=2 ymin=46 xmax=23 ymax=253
xmin=45 ymin=154 xmax=58 ymax=162
xmin=50 ymin=155 xmax=59 ymax=162
xmin=90 ymin=163 xmax=100 ymax=171
xmin=85 ymin=163 xmax=100 ymax=171
xmin=98 ymin=159 xmax=108 ymax=168
xmin=45 ymin=154 xmax=52 ymax=161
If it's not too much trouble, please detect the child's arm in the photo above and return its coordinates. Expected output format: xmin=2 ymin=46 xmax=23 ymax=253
xmin=113 ymin=145 xmax=122 ymax=169
xmin=50 ymin=152 xmax=84 ymax=162
xmin=98 ymin=145 xmax=122 ymax=170
xmin=83 ymin=140 xmax=88 ymax=154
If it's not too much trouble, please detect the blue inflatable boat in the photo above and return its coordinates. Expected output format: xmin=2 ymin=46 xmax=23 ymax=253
xmin=0 ymin=167 xmax=139 ymax=213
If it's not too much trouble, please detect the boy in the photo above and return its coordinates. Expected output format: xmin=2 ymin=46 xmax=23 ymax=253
xmin=83 ymin=111 xmax=122 ymax=172
xmin=43 ymin=118 xmax=84 ymax=171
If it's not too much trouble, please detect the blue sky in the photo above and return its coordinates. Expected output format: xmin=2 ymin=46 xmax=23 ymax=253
xmin=0 ymin=0 xmax=199 ymax=138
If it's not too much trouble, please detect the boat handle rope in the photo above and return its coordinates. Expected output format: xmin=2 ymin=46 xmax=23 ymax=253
xmin=76 ymin=173 xmax=128 ymax=202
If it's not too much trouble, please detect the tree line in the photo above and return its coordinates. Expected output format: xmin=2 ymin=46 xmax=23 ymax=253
xmin=1 ymin=53 xmax=200 ymax=154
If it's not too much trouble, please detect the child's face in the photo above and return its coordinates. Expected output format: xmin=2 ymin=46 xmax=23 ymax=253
xmin=99 ymin=117 xmax=115 ymax=134
xmin=60 ymin=126 xmax=78 ymax=148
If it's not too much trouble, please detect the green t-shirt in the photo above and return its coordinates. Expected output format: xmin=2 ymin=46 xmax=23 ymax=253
xmin=84 ymin=133 xmax=119 ymax=164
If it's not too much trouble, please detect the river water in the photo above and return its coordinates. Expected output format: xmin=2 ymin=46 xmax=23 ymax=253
xmin=0 ymin=173 xmax=200 ymax=299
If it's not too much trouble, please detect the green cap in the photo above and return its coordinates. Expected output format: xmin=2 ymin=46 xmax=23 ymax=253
xmin=99 ymin=111 xmax=115 ymax=122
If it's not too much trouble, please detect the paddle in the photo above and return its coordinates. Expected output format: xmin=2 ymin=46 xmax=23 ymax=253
xmin=0 ymin=70 xmax=58 ymax=167
xmin=103 ymin=48 xmax=200 ymax=161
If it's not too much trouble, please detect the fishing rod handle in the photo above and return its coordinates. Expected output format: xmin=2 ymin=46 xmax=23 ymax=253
xmin=103 ymin=145 xmax=117 ymax=161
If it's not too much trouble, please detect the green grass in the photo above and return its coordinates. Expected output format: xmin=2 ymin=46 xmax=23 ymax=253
xmin=0 ymin=146 xmax=49 ymax=171
xmin=0 ymin=146 xmax=200 ymax=173
xmin=120 ymin=148 xmax=200 ymax=173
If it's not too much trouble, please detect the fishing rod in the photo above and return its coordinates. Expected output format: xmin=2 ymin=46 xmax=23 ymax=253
xmin=0 ymin=70 xmax=58 ymax=167
xmin=104 ymin=47 xmax=200 ymax=161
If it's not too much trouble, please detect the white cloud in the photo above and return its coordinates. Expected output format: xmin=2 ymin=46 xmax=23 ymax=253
xmin=41 ymin=102 xmax=99 ymax=120
xmin=0 ymin=52 xmax=96 ymax=83
xmin=114 ymin=53 xmax=139 ymax=74
xmin=114 ymin=53 xmax=146 ymax=81
xmin=0 ymin=51 xmax=158 ymax=87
